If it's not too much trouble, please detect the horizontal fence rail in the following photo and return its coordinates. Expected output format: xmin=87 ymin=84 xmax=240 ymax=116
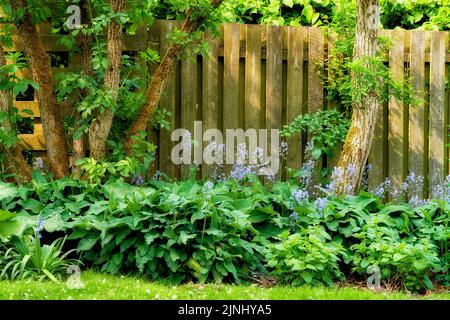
xmin=1 ymin=20 xmax=449 ymax=194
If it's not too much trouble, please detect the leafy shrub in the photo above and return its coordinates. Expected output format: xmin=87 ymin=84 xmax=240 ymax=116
xmin=266 ymin=226 xmax=346 ymax=285
xmin=351 ymin=238 xmax=442 ymax=291
xmin=281 ymin=110 xmax=351 ymax=160
xmin=0 ymin=174 xmax=290 ymax=284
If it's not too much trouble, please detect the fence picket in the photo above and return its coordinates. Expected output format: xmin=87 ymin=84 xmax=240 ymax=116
xmin=202 ymin=30 xmax=220 ymax=179
xmin=5 ymin=23 xmax=449 ymax=189
xmin=409 ymin=31 xmax=426 ymax=196
xmin=429 ymin=31 xmax=447 ymax=196
xmin=286 ymin=27 xmax=304 ymax=170
xmin=388 ymin=29 xmax=405 ymax=193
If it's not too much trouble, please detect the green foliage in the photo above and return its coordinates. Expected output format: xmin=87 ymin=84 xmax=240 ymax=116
xmin=0 ymin=52 xmax=38 ymax=148
xmin=281 ymin=110 xmax=350 ymax=159
xmin=267 ymin=226 xmax=346 ymax=285
xmin=222 ymin=0 xmax=449 ymax=30
xmin=352 ymin=239 xmax=441 ymax=291
xmin=0 ymin=173 xmax=449 ymax=291
xmin=0 ymin=235 xmax=79 ymax=282
xmin=381 ymin=0 xmax=449 ymax=31
xmin=321 ymin=2 xmax=419 ymax=115
xmin=74 ymin=132 xmax=156 ymax=184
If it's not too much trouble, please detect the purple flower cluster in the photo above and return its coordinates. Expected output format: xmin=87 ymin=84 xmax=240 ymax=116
xmin=292 ymin=189 xmax=309 ymax=204
xmin=230 ymin=163 xmax=254 ymax=181
xmin=230 ymin=143 xmax=258 ymax=181
xmin=314 ymin=197 xmax=328 ymax=216
xmin=326 ymin=165 xmax=358 ymax=195
xmin=297 ymin=141 xmax=317 ymax=189
xmin=204 ymin=181 xmax=214 ymax=190
xmin=289 ymin=211 xmax=299 ymax=230
xmin=371 ymin=178 xmax=391 ymax=198
xmin=236 ymin=143 xmax=248 ymax=164
xmin=430 ymin=174 xmax=450 ymax=201
xmin=131 ymin=175 xmax=144 ymax=186
xmin=211 ymin=163 xmax=226 ymax=183
xmin=35 ymin=216 xmax=45 ymax=239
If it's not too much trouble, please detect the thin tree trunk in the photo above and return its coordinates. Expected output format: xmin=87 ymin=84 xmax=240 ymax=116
xmin=334 ymin=0 xmax=380 ymax=194
xmin=88 ymin=0 xmax=125 ymax=160
xmin=124 ymin=0 xmax=224 ymax=154
xmin=0 ymin=49 xmax=32 ymax=182
xmin=9 ymin=0 xmax=70 ymax=178
xmin=72 ymin=0 xmax=93 ymax=176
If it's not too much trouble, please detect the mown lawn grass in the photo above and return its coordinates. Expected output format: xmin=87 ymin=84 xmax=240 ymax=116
xmin=0 ymin=271 xmax=449 ymax=300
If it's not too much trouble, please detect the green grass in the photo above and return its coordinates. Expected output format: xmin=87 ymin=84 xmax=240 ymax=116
xmin=0 ymin=271 xmax=449 ymax=300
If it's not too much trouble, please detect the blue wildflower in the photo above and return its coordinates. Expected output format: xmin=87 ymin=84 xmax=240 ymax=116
xmin=131 ymin=175 xmax=144 ymax=186
xmin=292 ymin=189 xmax=309 ymax=204
xmin=153 ymin=170 xmax=162 ymax=181
xmin=35 ymin=216 xmax=45 ymax=239
xmin=204 ymin=181 xmax=214 ymax=190
xmin=290 ymin=211 xmax=299 ymax=221
xmin=314 ymin=197 xmax=328 ymax=216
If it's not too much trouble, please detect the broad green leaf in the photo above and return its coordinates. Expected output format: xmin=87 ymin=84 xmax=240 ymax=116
xmin=20 ymin=198 xmax=43 ymax=214
xmin=423 ymin=276 xmax=434 ymax=290
xmin=77 ymin=233 xmax=99 ymax=251
xmin=393 ymin=253 xmax=405 ymax=262
xmin=0 ymin=183 xmax=18 ymax=201
xmin=0 ymin=210 xmax=15 ymax=221
xmin=301 ymin=271 xmax=313 ymax=283
xmin=179 ymin=231 xmax=196 ymax=244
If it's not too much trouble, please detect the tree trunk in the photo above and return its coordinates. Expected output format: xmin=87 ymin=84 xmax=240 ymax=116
xmin=333 ymin=0 xmax=380 ymax=194
xmin=0 ymin=49 xmax=32 ymax=182
xmin=88 ymin=0 xmax=125 ymax=160
xmin=124 ymin=0 xmax=224 ymax=154
xmin=72 ymin=0 xmax=93 ymax=176
xmin=9 ymin=0 xmax=70 ymax=178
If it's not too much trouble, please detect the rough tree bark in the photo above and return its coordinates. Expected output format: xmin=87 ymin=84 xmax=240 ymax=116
xmin=124 ymin=0 xmax=224 ymax=154
xmin=9 ymin=0 xmax=70 ymax=178
xmin=0 ymin=49 xmax=32 ymax=182
xmin=88 ymin=0 xmax=125 ymax=160
xmin=72 ymin=0 xmax=93 ymax=176
xmin=334 ymin=0 xmax=380 ymax=194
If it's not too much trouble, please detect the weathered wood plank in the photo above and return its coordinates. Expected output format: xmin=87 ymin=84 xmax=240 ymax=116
xmin=408 ymin=30 xmax=426 ymax=195
xmin=307 ymin=27 xmax=324 ymax=172
xmin=286 ymin=26 xmax=304 ymax=170
xmin=388 ymin=29 xmax=405 ymax=193
xmin=245 ymin=24 xmax=262 ymax=161
xmin=202 ymin=30 xmax=220 ymax=178
xmin=429 ymin=31 xmax=447 ymax=196
xmin=307 ymin=27 xmax=324 ymax=113
xmin=223 ymin=24 xmax=240 ymax=168
xmin=326 ymin=30 xmax=341 ymax=170
xmin=266 ymin=25 xmax=283 ymax=178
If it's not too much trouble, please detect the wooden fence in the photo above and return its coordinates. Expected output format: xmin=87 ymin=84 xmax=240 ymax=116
xmin=3 ymin=20 xmax=450 ymax=194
